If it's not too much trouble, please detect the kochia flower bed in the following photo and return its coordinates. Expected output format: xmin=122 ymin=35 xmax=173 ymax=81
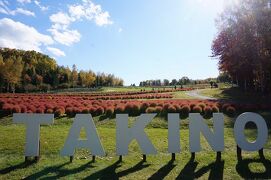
xmin=1 ymin=93 xmax=270 ymax=118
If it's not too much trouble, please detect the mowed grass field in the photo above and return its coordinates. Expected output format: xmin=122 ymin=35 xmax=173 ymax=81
xmin=0 ymin=114 xmax=271 ymax=179
xmin=1 ymin=86 xmax=271 ymax=179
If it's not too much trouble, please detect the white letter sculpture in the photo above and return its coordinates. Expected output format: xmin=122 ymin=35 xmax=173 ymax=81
xmin=60 ymin=114 xmax=105 ymax=156
xmin=168 ymin=113 xmax=181 ymax=153
xmin=189 ymin=113 xmax=224 ymax=152
xmin=234 ymin=112 xmax=268 ymax=151
xmin=13 ymin=113 xmax=54 ymax=156
xmin=116 ymin=114 xmax=157 ymax=155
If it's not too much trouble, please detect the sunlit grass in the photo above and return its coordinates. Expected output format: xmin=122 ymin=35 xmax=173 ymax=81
xmin=0 ymin=116 xmax=271 ymax=179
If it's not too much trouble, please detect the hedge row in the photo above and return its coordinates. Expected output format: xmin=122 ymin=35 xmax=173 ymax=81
xmin=1 ymin=94 xmax=270 ymax=119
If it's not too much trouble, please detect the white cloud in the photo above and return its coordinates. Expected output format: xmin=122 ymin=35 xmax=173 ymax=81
xmin=0 ymin=1 xmax=35 ymax=17
xmin=50 ymin=12 xmax=72 ymax=26
xmin=0 ymin=7 xmax=8 ymax=14
xmin=48 ymin=0 xmax=113 ymax=46
xmin=47 ymin=47 xmax=65 ymax=57
xmin=68 ymin=0 xmax=113 ymax=26
xmin=48 ymin=28 xmax=81 ymax=46
xmin=118 ymin=28 xmax=123 ymax=33
xmin=13 ymin=8 xmax=35 ymax=16
xmin=94 ymin=11 xmax=112 ymax=26
xmin=0 ymin=18 xmax=53 ymax=52
xmin=68 ymin=4 xmax=85 ymax=19
xmin=17 ymin=0 xmax=31 ymax=3
xmin=34 ymin=0 xmax=48 ymax=11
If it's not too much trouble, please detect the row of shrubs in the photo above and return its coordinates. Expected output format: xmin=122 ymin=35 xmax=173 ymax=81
xmin=59 ymin=88 xmax=195 ymax=97
xmin=0 ymin=93 xmax=173 ymax=101
xmin=1 ymin=94 xmax=270 ymax=119
xmin=0 ymin=88 xmax=194 ymax=99
xmin=1 ymin=100 xmax=235 ymax=118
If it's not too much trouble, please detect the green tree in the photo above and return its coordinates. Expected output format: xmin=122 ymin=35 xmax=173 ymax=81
xmin=71 ymin=64 xmax=78 ymax=88
xmin=1 ymin=58 xmax=23 ymax=92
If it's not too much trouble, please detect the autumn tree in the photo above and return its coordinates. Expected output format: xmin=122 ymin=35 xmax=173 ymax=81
xmin=0 ymin=48 xmax=124 ymax=92
xmin=212 ymin=0 xmax=271 ymax=92
xmin=79 ymin=70 xmax=96 ymax=87
xmin=0 ymin=58 xmax=23 ymax=92
xmin=71 ymin=64 xmax=78 ymax=88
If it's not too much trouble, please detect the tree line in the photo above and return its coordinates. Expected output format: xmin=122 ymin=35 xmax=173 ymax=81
xmin=139 ymin=77 xmax=190 ymax=87
xmin=212 ymin=0 xmax=271 ymax=93
xmin=0 ymin=48 xmax=123 ymax=93
xmin=139 ymin=77 xmax=219 ymax=87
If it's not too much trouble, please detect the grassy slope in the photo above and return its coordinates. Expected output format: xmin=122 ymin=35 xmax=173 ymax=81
xmin=1 ymin=116 xmax=271 ymax=179
xmin=199 ymin=87 xmax=271 ymax=103
xmin=171 ymin=91 xmax=194 ymax=99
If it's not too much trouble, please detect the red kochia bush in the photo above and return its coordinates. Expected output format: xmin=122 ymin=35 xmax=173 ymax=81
xmin=2 ymin=104 xmax=13 ymax=114
xmin=197 ymin=103 xmax=206 ymax=110
xmin=105 ymin=107 xmax=114 ymax=117
xmin=212 ymin=106 xmax=219 ymax=113
xmin=12 ymin=105 xmax=21 ymax=113
xmin=222 ymin=103 xmax=231 ymax=113
xmin=155 ymin=106 xmax=163 ymax=114
xmin=36 ymin=108 xmax=44 ymax=113
xmin=46 ymin=108 xmax=53 ymax=113
xmin=180 ymin=105 xmax=190 ymax=117
xmin=95 ymin=106 xmax=104 ymax=116
xmin=132 ymin=103 xmax=140 ymax=116
xmin=81 ymin=108 xmax=89 ymax=114
xmin=115 ymin=105 xmax=125 ymax=114
xmin=66 ymin=107 xmax=75 ymax=117
xmin=204 ymin=106 xmax=212 ymax=118
xmin=146 ymin=107 xmax=156 ymax=113
xmin=20 ymin=105 xmax=27 ymax=113
xmin=226 ymin=106 xmax=236 ymax=117
xmin=150 ymin=102 xmax=157 ymax=107
xmin=124 ymin=103 xmax=133 ymax=114
xmin=140 ymin=102 xmax=149 ymax=113
xmin=89 ymin=107 xmax=97 ymax=115
xmin=167 ymin=105 xmax=176 ymax=113
xmin=55 ymin=108 xmax=65 ymax=117
xmin=192 ymin=105 xmax=202 ymax=113
xmin=190 ymin=103 xmax=196 ymax=110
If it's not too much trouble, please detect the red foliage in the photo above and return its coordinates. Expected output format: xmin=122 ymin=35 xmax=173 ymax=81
xmin=212 ymin=106 xmax=219 ymax=113
xmin=180 ymin=105 xmax=190 ymax=116
xmin=192 ymin=105 xmax=202 ymax=113
xmin=146 ymin=107 xmax=156 ymax=113
xmin=226 ymin=106 xmax=236 ymax=117
xmin=66 ymin=107 xmax=75 ymax=117
xmin=105 ymin=107 xmax=114 ymax=117
xmin=0 ymin=93 xmax=268 ymax=118
xmin=12 ymin=105 xmax=21 ymax=113
xmin=115 ymin=105 xmax=125 ymax=114
xmin=204 ymin=106 xmax=212 ymax=117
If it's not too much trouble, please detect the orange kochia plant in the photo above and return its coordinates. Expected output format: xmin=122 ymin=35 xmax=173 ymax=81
xmin=0 ymin=93 xmax=270 ymax=118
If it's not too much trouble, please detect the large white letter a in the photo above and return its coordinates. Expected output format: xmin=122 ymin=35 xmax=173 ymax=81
xmin=60 ymin=114 xmax=105 ymax=156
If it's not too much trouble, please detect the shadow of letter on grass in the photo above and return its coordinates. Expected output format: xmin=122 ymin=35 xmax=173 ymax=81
xmin=0 ymin=160 xmax=35 ymax=175
xmin=84 ymin=159 xmax=149 ymax=179
xmin=176 ymin=155 xmax=225 ymax=179
xmin=148 ymin=159 xmax=176 ymax=180
xmin=236 ymin=158 xmax=271 ymax=179
xmin=25 ymin=161 xmax=94 ymax=179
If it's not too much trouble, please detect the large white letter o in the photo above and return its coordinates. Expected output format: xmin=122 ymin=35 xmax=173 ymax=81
xmin=234 ymin=112 xmax=268 ymax=151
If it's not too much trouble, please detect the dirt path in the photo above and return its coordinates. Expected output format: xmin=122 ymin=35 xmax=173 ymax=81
xmin=186 ymin=89 xmax=217 ymax=100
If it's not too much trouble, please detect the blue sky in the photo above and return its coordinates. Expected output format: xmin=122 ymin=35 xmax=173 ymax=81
xmin=0 ymin=0 xmax=237 ymax=85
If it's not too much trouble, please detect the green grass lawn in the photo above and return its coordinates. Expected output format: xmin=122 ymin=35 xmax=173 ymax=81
xmin=171 ymin=91 xmax=194 ymax=99
xmin=50 ymin=86 xmax=179 ymax=94
xmin=199 ymin=87 xmax=271 ymax=103
xmin=1 ymin=115 xmax=271 ymax=179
